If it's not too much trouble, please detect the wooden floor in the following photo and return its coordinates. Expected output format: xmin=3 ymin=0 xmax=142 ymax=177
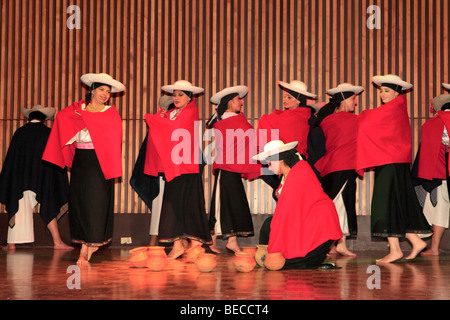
xmin=1 ymin=246 xmax=450 ymax=302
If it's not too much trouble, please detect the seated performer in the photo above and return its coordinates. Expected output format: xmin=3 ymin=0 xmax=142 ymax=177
xmin=254 ymin=140 xmax=342 ymax=269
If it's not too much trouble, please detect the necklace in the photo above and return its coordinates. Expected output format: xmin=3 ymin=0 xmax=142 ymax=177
xmin=86 ymin=103 xmax=105 ymax=113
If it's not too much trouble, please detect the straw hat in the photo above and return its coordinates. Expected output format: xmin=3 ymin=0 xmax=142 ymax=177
xmin=372 ymin=74 xmax=413 ymax=90
xmin=159 ymin=95 xmax=173 ymax=111
xmin=327 ymin=83 xmax=364 ymax=96
xmin=278 ymin=80 xmax=317 ymax=99
xmin=161 ymin=80 xmax=204 ymax=95
xmin=80 ymin=73 xmax=125 ymax=93
xmin=21 ymin=105 xmax=56 ymax=120
xmin=443 ymin=83 xmax=450 ymax=91
xmin=431 ymin=94 xmax=450 ymax=112
xmin=210 ymin=85 xmax=249 ymax=105
xmin=252 ymin=140 xmax=298 ymax=162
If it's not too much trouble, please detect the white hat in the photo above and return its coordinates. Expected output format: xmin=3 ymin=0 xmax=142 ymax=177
xmin=443 ymin=83 xmax=450 ymax=91
xmin=278 ymin=80 xmax=317 ymax=99
xmin=252 ymin=140 xmax=298 ymax=162
xmin=81 ymin=73 xmax=125 ymax=93
xmin=210 ymin=85 xmax=249 ymax=105
xmin=372 ymin=74 xmax=413 ymax=90
xmin=21 ymin=105 xmax=56 ymax=120
xmin=161 ymin=80 xmax=204 ymax=95
xmin=327 ymin=83 xmax=364 ymax=96
xmin=159 ymin=95 xmax=173 ymax=111
xmin=431 ymin=94 xmax=450 ymax=112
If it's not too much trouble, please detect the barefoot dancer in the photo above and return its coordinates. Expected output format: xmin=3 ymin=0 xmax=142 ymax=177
xmin=43 ymin=73 xmax=125 ymax=265
xmin=356 ymin=74 xmax=432 ymax=263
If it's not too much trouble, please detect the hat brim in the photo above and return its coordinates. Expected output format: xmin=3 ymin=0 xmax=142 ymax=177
xmin=432 ymin=94 xmax=450 ymax=112
xmin=327 ymin=85 xmax=364 ymax=96
xmin=443 ymin=83 xmax=450 ymax=91
xmin=21 ymin=106 xmax=56 ymax=120
xmin=161 ymin=83 xmax=204 ymax=95
xmin=81 ymin=74 xmax=125 ymax=93
xmin=211 ymin=86 xmax=249 ymax=104
xmin=278 ymin=81 xmax=317 ymax=99
xmin=372 ymin=75 xmax=413 ymax=90
xmin=252 ymin=141 xmax=298 ymax=162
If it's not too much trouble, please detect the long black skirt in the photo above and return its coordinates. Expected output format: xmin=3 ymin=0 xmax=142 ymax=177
xmin=158 ymin=173 xmax=212 ymax=245
xmin=69 ymin=149 xmax=114 ymax=247
xmin=209 ymin=169 xmax=254 ymax=238
xmin=321 ymin=170 xmax=358 ymax=238
xmin=371 ymin=163 xmax=432 ymax=238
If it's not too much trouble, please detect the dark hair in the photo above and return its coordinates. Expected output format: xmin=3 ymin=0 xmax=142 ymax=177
xmin=28 ymin=111 xmax=47 ymax=122
xmin=441 ymin=103 xmax=450 ymax=111
xmin=85 ymin=82 xmax=112 ymax=104
xmin=282 ymin=151 xmax=301 ymax=168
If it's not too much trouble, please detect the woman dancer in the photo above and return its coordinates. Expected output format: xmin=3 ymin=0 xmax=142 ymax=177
xmin=206 ymin=86 xmax=261 ymax=253
xmin=144 ymin=80 xmax=211 ymax=259
xmin=356 ymin=74 xmax=431 ymax=263
xmin=43 ymin=73 xmax=125 ymax=265
xmin=315 ymin=83 xmax=364 ymax=256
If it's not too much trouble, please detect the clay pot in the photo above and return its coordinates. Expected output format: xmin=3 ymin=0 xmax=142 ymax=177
xmin=146 ymin=246 xmax=168 ymax=272
xmin=254 ymin=245 xmax=268 ymax=267
xmin=242 ymin=247 xmax=257 ymax=256
xmin=184 ymin=246 xmax=206 ymax=263
xmin=233 ymin=252 xmax=256 ymax=272
xmin=195 ymin=253 xmax=217 ymax=273
xmin=129 ymin=247 xmax=149 ymax=268
xmin=264 ymin=252 xmax=286 ymax=271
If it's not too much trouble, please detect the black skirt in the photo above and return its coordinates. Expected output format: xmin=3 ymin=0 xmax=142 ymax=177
xmin=321 ymin=170 xmax=358 ymax=238
xmin=371 ymin=163 xmax=432 ymax=238
xmin=69 ymin=149 xmax=114 ymax=247
xmin=209 ymin=169 xmax=254 ymax=238
xmin=158 ymin=173 xmax=212 ymax=244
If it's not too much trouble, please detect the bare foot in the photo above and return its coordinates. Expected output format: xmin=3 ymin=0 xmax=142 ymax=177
xmin=53 ymin=242 xmax=74 ymax=250
xmin=376 ymin=251 xmax=403 ymax=264
xmin=405 ymin=241 xmax=427 ymax=260
xmin=209 ymin=245 xmax=221 ymax=254
xmin=225 ymin=243 xmax=241 ymax=253
xmin=420 ymin=248 xmax=439 ymax=257
xmin=86 ymin=246 xmax=99 ymax=261
xmin=2 ymin=244 xmax=16 ymax=251
xmin=335 ymin=244 xmax=357 ymax=257
xmin=77 ymin=246 xmax=90 ymax=265
xmin=167 ymin=246 xmax=185 ymax=260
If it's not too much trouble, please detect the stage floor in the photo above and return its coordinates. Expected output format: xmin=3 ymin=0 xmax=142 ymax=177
xmin=1 ymin=246 xmax=449 ymax=301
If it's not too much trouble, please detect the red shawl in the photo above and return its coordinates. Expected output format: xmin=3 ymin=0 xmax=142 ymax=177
xmin=257 ymin=107 xmax=311 ymax=157
xmin=212 ymin=113 xmax=261 ymax=180
xmin=315 ymin=112 xmax=357 ymax=177
xmin=418 ymin=113 xmax=449 ymax=180
xmin=268 ymin=161 xmax=342 ymax=259
xmin=42 ymin=101 xmax=123 ymax=180
xmin=356 ymin=95 xmax=412 ymax=176
xmin=144 ymin=99 xmax=201 ymax=182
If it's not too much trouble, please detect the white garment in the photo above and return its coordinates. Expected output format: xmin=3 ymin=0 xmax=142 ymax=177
xmin=149 ymin=176 xmax=165 ymax=236
xmin=423 ymin=181 xmax=450 ymax=229
xmin=332 ymin=181 xmax=349 ymax=236
xmin=7 ymin=191 xmax=38 ymax=244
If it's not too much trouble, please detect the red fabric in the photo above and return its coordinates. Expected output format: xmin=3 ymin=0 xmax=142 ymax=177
xmin=212 ymin=113 xmax=262 ymax=180
xmin=144 ymin=99 xmax=201 ymax=182
xmin=418 ymin=114 xmax=449 ymax=180
xmin=356 ymin=95 xmax=412 ymax=176
xmin=268 ymin=161 xmax=342 ymax=259
xmin=315 ymin=112 xmax=357 ymax=177
xmin=42 ymin=101 xmax=123 ymax=180
xmin=257 ymin=107 xmax=311 ymax=157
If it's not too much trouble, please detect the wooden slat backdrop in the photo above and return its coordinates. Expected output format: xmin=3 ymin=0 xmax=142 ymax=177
xmin=1 ymin=0 xmax=449 ymax=217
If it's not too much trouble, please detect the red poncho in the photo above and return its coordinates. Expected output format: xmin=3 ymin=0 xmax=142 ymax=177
xmin=212 ymin=113 xmax=262 ymax=180
xmin=144 ymin=100 xmax=201 ymax=182
xmin=257 ymin=107 xmax=311 ymax=157
xmin=268 ymin=161 xmax=342 ymax=259
xmin=42 ymin=101 xmax=123 ymax=180
xmin=315 ymin=112 xmax=357 ymax=177
xmin=418 ymin=113 xmax=450 ymax=180
xmin=356 ymin=95 xmax=412 ymax=176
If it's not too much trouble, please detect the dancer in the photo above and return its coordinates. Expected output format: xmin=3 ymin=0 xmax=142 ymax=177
xmin=315 ymin=83 xmax=364 ymax=256
xmin=144 ymin=80 xmax=212 ymax=259
xmin=413 ymin=94 xmax=450 ymax=256
xmin=356 ymin=74 xmax=432 ymax=263
xmin=254 ymin=140 xmax=342 ymax=269
xmin=0 ymin=105 xmax=71 ymax=251
xmin=43 ymin=73 xmax=125 ymax=265
xmin=206 ymin=85 xmax=261 ymax=253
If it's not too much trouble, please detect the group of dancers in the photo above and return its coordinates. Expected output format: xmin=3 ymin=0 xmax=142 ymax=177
xmin=1 ymin=72 xmax=449 ymax=268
